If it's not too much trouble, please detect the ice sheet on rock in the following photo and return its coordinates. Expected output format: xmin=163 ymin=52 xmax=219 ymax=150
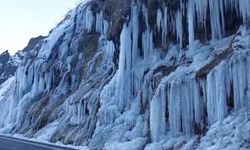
xmin=35 ymin=121 xmax=59 ymax=141
xmin=0 ymin=77 xmax=15 ymax=128
xmin=0 ymin=77 xmax=14 ymax=102
xmin=198 ymin=109 xmax=250 ymax=150
xmin=145 ymin=136 xmax=198 ymax=150
xmin=1 ymin=0 xmax=250 ymax=149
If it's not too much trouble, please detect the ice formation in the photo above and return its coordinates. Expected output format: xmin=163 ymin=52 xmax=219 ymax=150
xmin=0 ymin=0 xmax=250 ymax=149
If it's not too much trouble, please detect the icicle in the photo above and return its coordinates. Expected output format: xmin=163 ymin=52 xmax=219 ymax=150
xmin=181 ymin=80 xmax=194 ymax=135
xmin=219 ymin=0 xmax=225 ymax=35
xmin=95 ymin=11 xmax=109 ymax=35
xmin=230 ymin=55 xmax=248 ymax=110
xmin=169 ymin=79 xmax=197 ymax=135
xmin=131 ymin=3 xmax=139 ymax=63
xmin=157 ymin=9 xmax=163 ymax=33
xmin=150 ymin=85 xmax=167 ymax=142
xmin=142 ymin=30 xmax=154 ymax=62
xmin=194 ymin=0 xmax=208 ymax=29
xmin=206 ymin=72 xmax=217 ymax=125
xmin=131 ymin=2 xmax=141 ymax=98
xmin=214 ymin=67 xmax=228 ymax=122
xmin=209 ymin=0 xmax=224 ymax=39
xmin=168 ymin=81 xmax=182 ymax=135
xmin=116 ymin=24 xmax=132 ymax=111
xmin=176 ymin=10 xmax=183 ymax=48
xmin=31 ymin=70 xmax=39 ymax=97
xmin=162 ymin=7 xmax=168 ymax=48
xmin=238 ymin=0 xmax=250 ymax=22
xmin=84 ymin=6 xmax=94 ymax=32
xmin=141 ymin=5 xmax=154 ymax=63
xmin=142 ymin=4 xmax=149 ymax=30
xmin=193 ymin=80 xmax=205 ymax=125
xmin=188 ymin=0 xmax=195 ymax=49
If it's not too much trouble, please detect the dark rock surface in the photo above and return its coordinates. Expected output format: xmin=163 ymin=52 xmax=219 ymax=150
xmin=0 ymin=50 xmax=18 ymax=84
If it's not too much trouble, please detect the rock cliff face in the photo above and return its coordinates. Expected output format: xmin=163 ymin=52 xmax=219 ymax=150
xmin=0 ymin=0 xmax=250 ymax=149
xmin=0 ymin=51 xmax=19 ymax=85
xmin=0 ymin=36 xmax=45 ymax=85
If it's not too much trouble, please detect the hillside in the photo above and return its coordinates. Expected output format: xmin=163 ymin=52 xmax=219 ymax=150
xmin=0 ymin=0 xmax=250 ymax=149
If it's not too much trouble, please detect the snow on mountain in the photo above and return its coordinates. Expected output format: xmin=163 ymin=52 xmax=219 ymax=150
xmin=0 ymin=0 xmax=250 ymax=149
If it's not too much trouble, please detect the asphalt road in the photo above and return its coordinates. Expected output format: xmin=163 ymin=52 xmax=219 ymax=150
xmin=0 ymin=135 xmax=77 ymax=150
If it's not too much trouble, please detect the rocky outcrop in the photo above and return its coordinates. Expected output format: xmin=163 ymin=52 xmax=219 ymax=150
xmin=0 ymin=51 xmax=18 ymax=84
xmin=22 ymin=36 xmax=46 ymax=52
xmin=0 ymin=35 xmax=46 ymax=85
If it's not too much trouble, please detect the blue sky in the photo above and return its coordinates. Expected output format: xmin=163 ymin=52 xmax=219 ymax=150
xmin=0 ymin=0 xmax=80 ymax=54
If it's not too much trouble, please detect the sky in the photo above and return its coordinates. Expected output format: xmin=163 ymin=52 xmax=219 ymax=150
xmin=0 ymin=0 xmax=81 ymax=54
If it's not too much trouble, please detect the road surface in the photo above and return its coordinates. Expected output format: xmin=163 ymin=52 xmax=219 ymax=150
xmin=0 ymin=135 xmax=77 ymax=150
